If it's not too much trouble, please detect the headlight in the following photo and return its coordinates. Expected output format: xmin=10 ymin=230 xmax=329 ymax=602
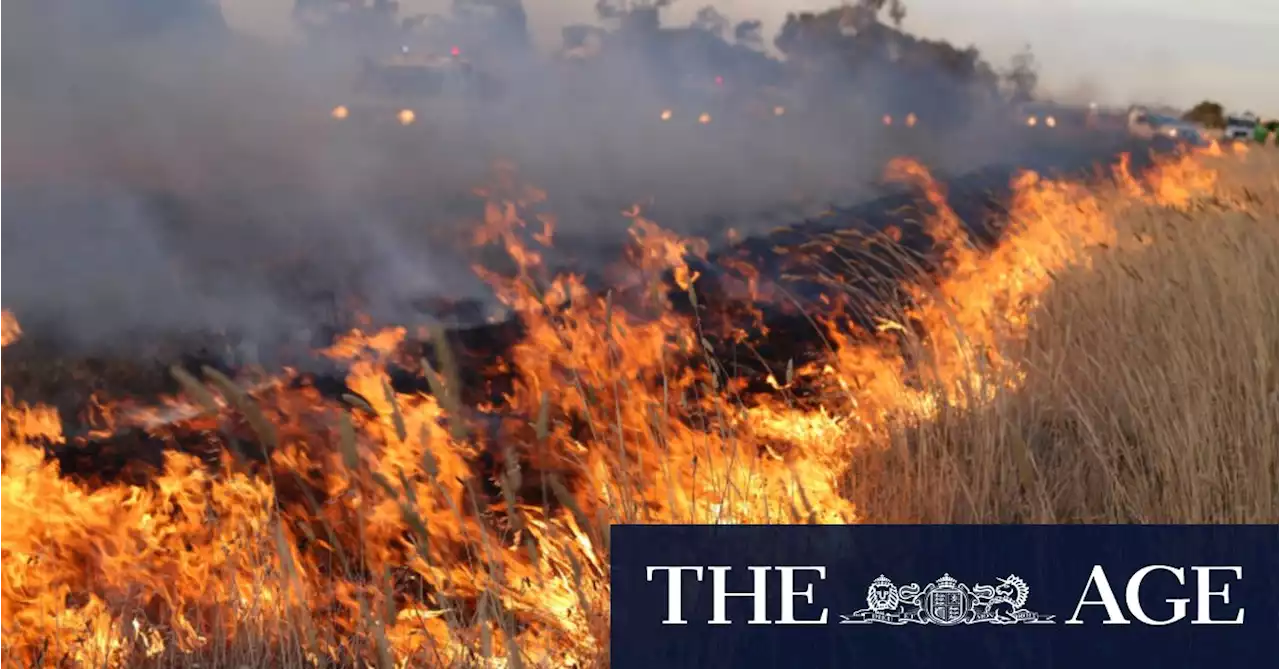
xmin=773 ymin=105 xmax=786 ymax=116
xmin=398 ymin=109 xmax=416 ymax=125
xmin=331 ymin=105 xmax=349 ymax=120
xmin=1165 ymin=127 xmax=1178 ymax=138
xmin=660 ymin=109 xmax=673 ymax=121
xmin=1045 ymin=115 xmax=1057 ymax=128
xmin=698 ymin=112 xmax=712 ymax=124
xmin=905 ymin=112 xmax=917 ymax=127
xmin=882 ymin=114 xmax=893 ymax=126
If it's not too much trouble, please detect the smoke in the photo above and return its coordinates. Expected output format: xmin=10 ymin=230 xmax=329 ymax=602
xmin=2 ymin=1 xmax=1045 ymax=362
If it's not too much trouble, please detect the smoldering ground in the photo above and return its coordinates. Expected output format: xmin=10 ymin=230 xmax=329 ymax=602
xmin=2 ymin=3 xmax=1076 ymax=364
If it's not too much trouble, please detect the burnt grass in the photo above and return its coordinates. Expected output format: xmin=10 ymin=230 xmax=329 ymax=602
xmin=665 ymin=135 xmax=1173 ymax=395
xmin=2 ymin=131 xmax=1178 ymax=488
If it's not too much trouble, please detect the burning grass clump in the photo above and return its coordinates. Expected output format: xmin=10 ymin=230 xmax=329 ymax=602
xmin=2 ymin=145 xmax=1276 ymax=668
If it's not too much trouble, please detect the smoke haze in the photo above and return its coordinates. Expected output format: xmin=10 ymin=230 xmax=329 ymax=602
xmin=2 ymin=1 xmax=1050 ymax=360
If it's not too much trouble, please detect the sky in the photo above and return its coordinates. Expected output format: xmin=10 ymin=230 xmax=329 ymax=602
xmin=221 ymin=0 xmax=1279 ymax=116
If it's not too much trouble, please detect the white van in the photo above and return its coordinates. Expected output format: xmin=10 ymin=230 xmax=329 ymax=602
xmin=1223 ymin=114 xmax=1259 ymax=141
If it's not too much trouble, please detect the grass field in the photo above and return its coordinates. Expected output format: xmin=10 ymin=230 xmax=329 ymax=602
xmin=2 ymin=143 xmax=1276 ymax=668
xmin=848 ymin=147 xmax=1278 ymax=524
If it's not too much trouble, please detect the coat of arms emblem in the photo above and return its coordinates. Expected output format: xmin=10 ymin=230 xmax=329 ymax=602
xmin=926 ymin=577 xmax=967 ymax=625
xmin=840 ymin=573 xmax=1055 ymax=626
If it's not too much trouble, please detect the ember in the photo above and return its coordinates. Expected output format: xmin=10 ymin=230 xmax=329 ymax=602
xmin=3 ymin=141 xmax=1260 ymax=667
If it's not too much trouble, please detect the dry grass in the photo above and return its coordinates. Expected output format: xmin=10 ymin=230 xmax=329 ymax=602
xmin=5 ymin=149 xmax=1277 ymax=668
xmin=847 ymin=150 xmax=1279 ymax=523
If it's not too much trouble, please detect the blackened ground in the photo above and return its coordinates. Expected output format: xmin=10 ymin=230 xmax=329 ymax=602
xmin=663 ymin=135 xmax=1177 ymax=394
xmin=2 ymin=129 xmax=1176 ymax=435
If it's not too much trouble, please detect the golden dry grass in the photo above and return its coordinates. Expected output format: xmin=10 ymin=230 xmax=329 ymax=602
xmin=847 ymin=149 xmax=1279 ymax=524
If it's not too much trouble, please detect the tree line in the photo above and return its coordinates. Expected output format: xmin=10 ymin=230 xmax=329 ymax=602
xmin=24 ymin=0 xmax=1264 ymax=134
xmin=573 ymin=0 xmax=1044 ymax=128
xmin=1183 ymin=100 xmax=1276 ymax=133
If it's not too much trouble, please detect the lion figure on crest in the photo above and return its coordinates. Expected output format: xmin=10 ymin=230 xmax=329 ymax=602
xmin=866 ymin=575 xmax=900 ymax=611
xmin=863 ymin=575 xmax=925 ymax=622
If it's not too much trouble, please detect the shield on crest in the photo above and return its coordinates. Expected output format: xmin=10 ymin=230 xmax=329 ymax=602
xmin=925 ymin=588 xmax=967 ymax=625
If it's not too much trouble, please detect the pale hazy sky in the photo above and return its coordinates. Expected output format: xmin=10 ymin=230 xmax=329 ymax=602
xmin=222 ymin=0 xmax=1279 ymax=116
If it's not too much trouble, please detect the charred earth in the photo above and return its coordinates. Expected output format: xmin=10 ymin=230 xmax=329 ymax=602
xmin=2 ymin=133 xmax=1178 ymax=476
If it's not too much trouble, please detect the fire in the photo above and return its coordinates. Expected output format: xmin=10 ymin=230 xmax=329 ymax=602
xmin=1139 ymin=148 xmax=1221 ymax=209
xmin=1 ymin=147 xmax=1234 ymax=666
xmin=1108 ymin=148 xmax=1221 ymax=210
xmin=1 ymin=310 xmax=20 ymax=347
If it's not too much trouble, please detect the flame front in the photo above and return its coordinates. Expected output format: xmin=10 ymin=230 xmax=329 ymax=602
xmin=1 ymin=147 xmax=1233 ymax=666
xmin=1 ymin=310 xmax=20 ymax=348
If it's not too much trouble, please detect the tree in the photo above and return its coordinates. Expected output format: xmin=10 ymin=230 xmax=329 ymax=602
xmin=886 ymin=0 xmax=907 ymax=27
xmin=839 ymin=0 xmax=906 ymax=32
xmin=1003 ymin=43 xmax=1038 ymax=103
xmin=1183 ymin=100 xmax=1226 ymax=128
xmin=691 ymin=6 xmax=731 ymax=40
xmin=594 ymin=0 xmax=626 ymax=20
xmin=771 ymin=3 xmax=1004 ymax=129
xmin=775 ymin=2 xmax=915 ymax=63
xmin=733 ymin=19 xmax=764 ymax=51
xmin=450 ymin=0 xmax=532 ymax=53
xmin=775 ymin=3 xmax=994 ymax=83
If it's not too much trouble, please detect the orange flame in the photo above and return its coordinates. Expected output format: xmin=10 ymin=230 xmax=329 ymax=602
xmin=1 ymin=310 xmax=20 ymax=347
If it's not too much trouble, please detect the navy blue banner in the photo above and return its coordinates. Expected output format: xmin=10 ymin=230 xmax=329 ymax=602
xmin=610 ymin=525 xmax=1277 ymax=669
